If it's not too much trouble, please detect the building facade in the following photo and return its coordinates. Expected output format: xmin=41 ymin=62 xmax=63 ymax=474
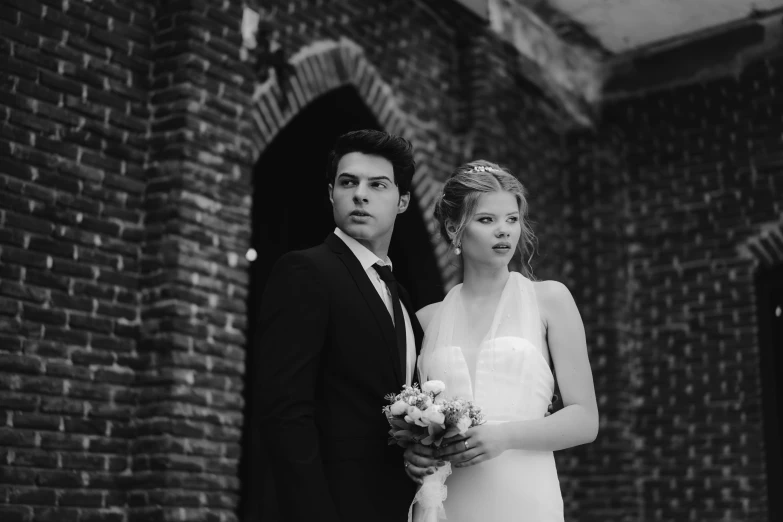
xmin=0 ymin=1 xmax=781 ymax=521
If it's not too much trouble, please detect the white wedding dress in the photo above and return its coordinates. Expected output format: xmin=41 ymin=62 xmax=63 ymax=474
xmin=417 ymin=272 xmax=564 ymax=522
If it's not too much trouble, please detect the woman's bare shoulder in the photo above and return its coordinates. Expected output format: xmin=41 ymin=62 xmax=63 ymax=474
xmin=533 ymin=280 xmax=576 ymax=322
xmin=533 ymin=279 xmax=572 ymax=302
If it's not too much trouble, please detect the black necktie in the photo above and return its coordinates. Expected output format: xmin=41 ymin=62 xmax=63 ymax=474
xmin=373 ymin=263 xmax=407 ymax=383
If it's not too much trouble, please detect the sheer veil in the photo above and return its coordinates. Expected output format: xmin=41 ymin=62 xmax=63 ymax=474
xmin=417 ymin=272 xmax=553 ymax=421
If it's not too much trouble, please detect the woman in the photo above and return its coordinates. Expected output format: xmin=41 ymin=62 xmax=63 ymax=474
xmin=404 ymin=160 xmax=598 ymax=521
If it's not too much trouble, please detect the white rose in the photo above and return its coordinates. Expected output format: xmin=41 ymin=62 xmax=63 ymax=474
xmin=421 ymin=380 xmax=446 ymax=395
xmin=404 ymin=406 xmax=423 ymax=425
xmin=456 ymin=414 xmax=472 ymax=434
xmin=390 ymin=400 xmax=409 ymax=416
xmin=421 ymin=407 xmax=445 ymax=428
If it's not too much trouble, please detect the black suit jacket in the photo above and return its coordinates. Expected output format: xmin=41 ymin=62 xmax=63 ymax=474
xmin=257 ymin=233 xmax=424 ymax=522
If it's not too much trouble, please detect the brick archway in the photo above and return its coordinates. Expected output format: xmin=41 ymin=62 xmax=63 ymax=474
xmin=245 ymin=37 xmax=457 ymax=285
xmin=737 ymin=219 xmax=783 ymax=267
xmin=249 ymin=38 xmax=409 ymax=149
xmin=735 ymin=218 xmax=783 ymax=520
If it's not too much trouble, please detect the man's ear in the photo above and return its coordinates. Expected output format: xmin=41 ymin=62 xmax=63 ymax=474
xmin=397 ymin=192 xmax=410 ymax=214
xmin=328 ymin=184 xmax=334 ymax=206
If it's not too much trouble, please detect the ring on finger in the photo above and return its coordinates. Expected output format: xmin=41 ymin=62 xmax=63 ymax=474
xmin=464 ymin=440 xmax=470 ymax=450
xmin=404 ymin=461 xmax=410 ymax=468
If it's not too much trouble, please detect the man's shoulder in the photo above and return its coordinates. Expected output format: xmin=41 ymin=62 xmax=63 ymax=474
xmin=277 ymin=245 xmax=333 ymax=266
xmin=282 ymin=242 xmax=332 ymax=260
xmin=273 ymin=242 xmax=340 ymax=277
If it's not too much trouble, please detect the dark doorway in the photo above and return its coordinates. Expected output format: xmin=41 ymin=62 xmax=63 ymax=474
xmin=238 ymin=86 xmax=443 ymax=521
xmin=756 ymin=263 xmax=783 ymax=521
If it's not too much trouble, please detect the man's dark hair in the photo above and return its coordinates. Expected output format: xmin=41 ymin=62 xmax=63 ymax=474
xmin=326 ymin=130 xmax=415 ymax=195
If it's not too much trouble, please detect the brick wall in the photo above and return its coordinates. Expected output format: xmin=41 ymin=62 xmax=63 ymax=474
xmin=1 ymin=0 xmax=152 ymax=521
xmin=564 ymin=54 xmax=783 ymax=521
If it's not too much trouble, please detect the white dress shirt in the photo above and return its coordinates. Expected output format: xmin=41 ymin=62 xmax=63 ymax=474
xmin=334 ymin=228 xmax=416 ymax=385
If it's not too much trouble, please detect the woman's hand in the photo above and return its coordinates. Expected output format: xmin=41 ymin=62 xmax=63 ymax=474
xmin=403 ymin=443 xmax=445 ymax=484
xmin=436 ymin=424 xmax=508 ymax=468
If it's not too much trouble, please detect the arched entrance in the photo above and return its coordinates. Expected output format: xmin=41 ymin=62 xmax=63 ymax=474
xmin=756 ymin=263 xmax=783 ymax=521
xmin=239 ymin=85 xmax=442 ymax=521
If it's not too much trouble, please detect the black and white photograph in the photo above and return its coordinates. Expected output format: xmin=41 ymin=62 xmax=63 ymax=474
xmin=0 ymin=1 xmax=782 ymax=521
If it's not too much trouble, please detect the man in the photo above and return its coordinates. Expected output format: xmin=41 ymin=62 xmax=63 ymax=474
xmin=257 ymin=130 xmax=426 ymax=521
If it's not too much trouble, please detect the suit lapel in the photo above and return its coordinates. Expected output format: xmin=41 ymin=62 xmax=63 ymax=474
xmin=398 ymin=285 xmax=424 ymax=386
xmin=326 ymin=234 xmax=403 ymax=385
xmin=398 ymin=285 xmax=423 ymax=356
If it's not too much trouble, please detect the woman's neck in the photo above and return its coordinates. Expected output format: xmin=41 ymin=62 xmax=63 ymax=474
xmin=461 ymin=263 xmax=510 ymax=301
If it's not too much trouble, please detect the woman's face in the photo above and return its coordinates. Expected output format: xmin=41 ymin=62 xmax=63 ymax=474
xmin=458 ymin=191 xmax=521 ymax=268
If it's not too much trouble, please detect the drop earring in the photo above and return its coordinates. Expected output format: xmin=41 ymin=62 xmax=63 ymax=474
xmin=454 ymin=243 xmax=461 ymax=255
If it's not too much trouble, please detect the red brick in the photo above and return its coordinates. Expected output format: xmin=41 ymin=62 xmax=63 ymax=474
xmin=0 ymin=282 xmax=47 ymax=305
xmin=28 ymin=237 xmax=76 ymax=259
xmin=60 ymin=453 xmax=105 ymax=471
xmin=69 ymin=314 xmax=114 ymax=335
xmin=0 ymin=228 xmax=27 ymax=249
xmin=59 ymin=490 xmax=105 ymax=508
xmin=0 ymin=18 xmax=38 ymax=47
xmin=0 ymin=334 xmax=23 ymax=351
xmin=51 ymin=258 xmax=95 ymax=280
xmin=45 ymin=363 xmax=91 ymax=383
xmin=10 ymin=488 xmax=57 ymax=506
xmin=31 ymin=507 xmax=80 ymax=522
xmin=0 ymin=505 xmax=33 ymax=522
xmin=42 ymin=327 xmax=90 ymax=347
xmin=0 ymin=467 xmax=36 ymax=486
xmin=0 ymin=354 xmax=43 ymax=375
xmin=0 ymin=428 xmax=36 ymax=448
xmin=0 ymin=317 xmax=22 ymax=335
xmin=0 ymin=157 xmax=36 ymax=182
xmin=0 ymin=394 xmax=39 ymax=412
xmin=16 ymin=375 xmax=64 ymax=396
xmin=38 ymin=69 xmax=83 ymax=98
xmin=12 ymin=78 xmax=62 ymax=106
xmin=24 ymin=269 xmax=70 ymax=292
xmin=39 ymin=432 xmax=87 ymax=452
xmin=79 ymin=510 xmax=124 ymax=522
xmin=90 ymin=437 xmax=130 ymax=455
xmin=0 ymin=55 xmax=37 ymax=83
xmin=21 ymin=304 xmax=67 ymax=327
xmin=35 ymin=470 xmax=83 ymax=488
xmin=12 ymin=413 xmax=61 ymax=432
xmin=4 ymin=212 xmax=54 ymax=236
xmin=40 ymin=397 xmax=85 ymax=416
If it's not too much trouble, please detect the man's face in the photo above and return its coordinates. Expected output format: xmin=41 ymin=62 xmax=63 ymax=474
xmin=329 ymin=152 xmax=410 ymax=253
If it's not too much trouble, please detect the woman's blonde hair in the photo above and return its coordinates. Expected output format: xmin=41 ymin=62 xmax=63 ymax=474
xmin=433 ymin=160 xmax=537 ymax=278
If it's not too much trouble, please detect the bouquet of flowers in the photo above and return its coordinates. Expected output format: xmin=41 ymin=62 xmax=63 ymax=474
xmin=382 ymin=380 xmax=485 ymax=522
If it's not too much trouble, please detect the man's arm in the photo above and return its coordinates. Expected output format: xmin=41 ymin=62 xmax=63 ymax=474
xmin=257 ymin=251 xmax=340 ymax=522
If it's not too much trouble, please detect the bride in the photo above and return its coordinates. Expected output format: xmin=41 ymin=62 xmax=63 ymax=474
xmin=403 ymin=160 xmax=598 ymax=521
